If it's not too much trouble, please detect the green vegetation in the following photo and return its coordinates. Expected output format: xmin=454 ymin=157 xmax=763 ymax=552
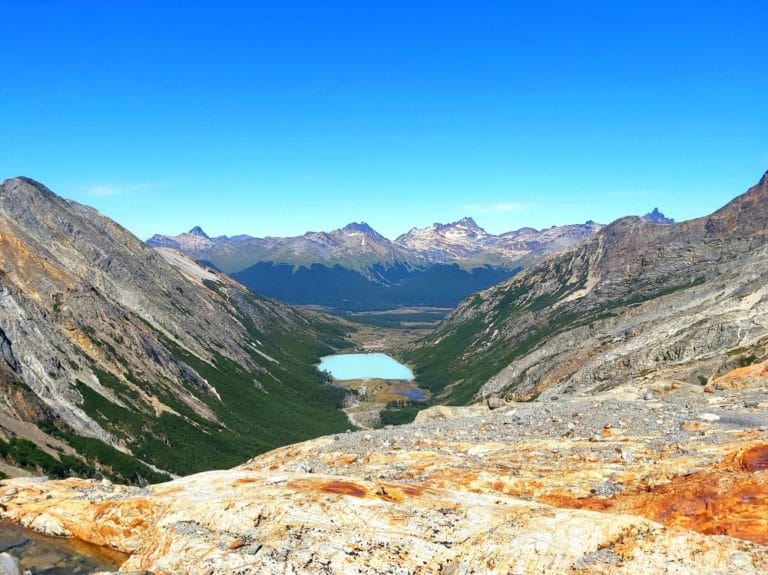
xmin=58 ymin=432 xmax=170 ymax=484
xmin=67 ymin=291 xmax=356 ymax=478
xmin=0 ymin=436 xmax=95 ymax=480
xmin=32 ymin=417 xmax=170 ymax=484
xmin=72 ymin=345 xmax=353 ymax=476
xmin=378 ymin=400 xmax=424 ymax=426
xmin=332 ymin=310 xmax=449 ymax=329
xmin=232 ymin=262 xmax=519 ymax=311
xmin=74 ymin=381 xmax=146 ymax=441
xmin=0 ymin=437 xmax=70 ymax=478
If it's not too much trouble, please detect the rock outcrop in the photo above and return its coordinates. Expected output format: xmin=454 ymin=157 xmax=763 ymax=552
xmin=1 ymin=380 xmax=767 ymax=573
xmin=642 ymin=207 xmax=675 ymax=224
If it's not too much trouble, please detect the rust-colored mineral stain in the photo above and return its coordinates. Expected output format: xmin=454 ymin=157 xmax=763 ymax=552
xmin=317 ymin=480 xmax=367 ymax=498
xmin=740 ymin=445 xmax=768 ymax=472
xmin=491 ymin=481 xmax=506 ymax=493
xmin=545 ymin=461 xmax=768 ymax=545
xmin=397 ymin=484 xmax=421 ymax=496
xmin=333 ymin=454 xmax=359 ymax=466
xmin=425 ymin=469 xmax=481 ymax=491
xmin=232 ymin=477 xmax=260 ymax=485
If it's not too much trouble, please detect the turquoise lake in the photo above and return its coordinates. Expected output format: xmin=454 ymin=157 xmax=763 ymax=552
xmin=318 ymin=353 xmax=415 ymax=381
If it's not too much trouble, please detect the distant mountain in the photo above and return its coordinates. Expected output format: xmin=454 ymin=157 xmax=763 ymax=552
xmin=406 ymin=172 xmax=768 ymax=405
xmin=148 ymin=219 xmax=604 ymax=310
xmin=146 ymin=225 xmax=216 ymax=250
xmin=643 ymin=207 xmax=675 ymax=224
xmin=395 ymin=217 xmax=491 ymax=260
xmin=0 ymin=177 xmax=353 ymax=483
xmin=150 ymin=221 xmax=414 ymax=273
xmin=395 ymin=217 xmax=603 ymax=263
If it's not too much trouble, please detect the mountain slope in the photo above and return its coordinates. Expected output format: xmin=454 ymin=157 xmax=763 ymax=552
xmin=230 ymin=261 xmax=518 ymax=310
xmin=0 ymin=177 xmax=353 ymax=483
xmin=407 ymin=172 xmax=768 ymax=404
xmin=151 ymin=222 xmax=523 ymax=310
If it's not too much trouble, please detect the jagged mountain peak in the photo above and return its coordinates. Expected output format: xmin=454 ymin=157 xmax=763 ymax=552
xmin=451 ymin=216 xmax=482 ymax=229
xmin=431 ymin=217 xmax=486 ymax=233
xmin=147 ymin=225 xmax=216 ymax=251
xmin=188 ymin=226 xmax=210 ymax=239
xmin=341 ymin=222 xmax=381 ymax=237
xmin=643 ymin=207 xmax=675 ymax=224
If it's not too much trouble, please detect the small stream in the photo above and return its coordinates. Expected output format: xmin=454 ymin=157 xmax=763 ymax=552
xmin=0 ymin=522 xmax=126 ymax=574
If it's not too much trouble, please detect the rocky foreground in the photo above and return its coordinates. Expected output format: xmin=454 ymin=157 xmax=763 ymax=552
xmin=1 ymin=366 xmax=768 ymax=574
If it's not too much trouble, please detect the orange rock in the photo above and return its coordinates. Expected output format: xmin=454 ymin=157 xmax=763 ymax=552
xmin=2 ymin=405 xmax=768 ymax=573
xmin=709 ymin=360 xmax=768 ymax=390
xmin=741 ymin=445 xmax=768 ymax=472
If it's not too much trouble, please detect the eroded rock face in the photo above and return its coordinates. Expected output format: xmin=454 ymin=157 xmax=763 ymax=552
xmin=0 ymin=177 xmax=352 ymax=481
xmin=1 ymin=383 xmax=767 ymax=574
xmin=408 ymin=171 xmax=768 ymax=404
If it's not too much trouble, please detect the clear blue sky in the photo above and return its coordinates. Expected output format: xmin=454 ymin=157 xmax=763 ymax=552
xmin=1 ymin=1 xmax=765 ymax=239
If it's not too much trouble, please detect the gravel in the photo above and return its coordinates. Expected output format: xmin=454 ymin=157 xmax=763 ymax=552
xmin=306 ymin=385 xmax=768 ymax=478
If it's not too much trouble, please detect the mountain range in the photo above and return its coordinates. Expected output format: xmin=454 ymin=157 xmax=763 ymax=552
xmin=148 ymin=210 xmax=674 ymax=312
xmin=148 ymin=217 xmax=610 ymax=310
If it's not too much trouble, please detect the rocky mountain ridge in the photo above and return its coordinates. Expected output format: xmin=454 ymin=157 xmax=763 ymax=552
xmin=148 ymin=222 xmax=413 ymax=273
xmin=643 ymin=207 xmax=675 ymax=224
xmin=406 ymin=172 xmax=768 ymax=405
xmin=0 ymin=177 xmax=352 ymax=484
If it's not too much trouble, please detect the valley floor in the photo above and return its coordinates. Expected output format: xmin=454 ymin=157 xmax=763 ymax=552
xmin=327 ymin=313 xmax=435 ymax=429
xmin=335 ymin=377 xmax=429 ymax=429
xmin=324 ymin=307 xmax=441 ymax=353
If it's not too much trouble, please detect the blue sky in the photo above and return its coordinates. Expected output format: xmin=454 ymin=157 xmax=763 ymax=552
xmin=1 ymin=1 xmax=765 ymax=239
